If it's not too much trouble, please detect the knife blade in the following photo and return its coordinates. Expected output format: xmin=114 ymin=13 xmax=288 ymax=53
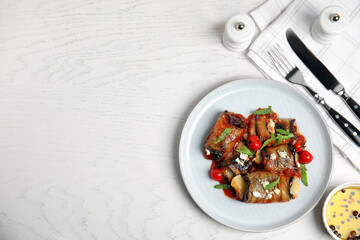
xmin=286 ymin=28 xmax=360 ymax=120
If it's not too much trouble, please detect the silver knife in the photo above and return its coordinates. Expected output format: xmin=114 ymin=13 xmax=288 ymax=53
xmin=286 ymin=29 xmax=360 ymax=121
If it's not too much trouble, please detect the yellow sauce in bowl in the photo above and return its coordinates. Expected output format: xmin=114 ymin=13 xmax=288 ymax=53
xmin=326 ymin=187 xmax=360 ymax=239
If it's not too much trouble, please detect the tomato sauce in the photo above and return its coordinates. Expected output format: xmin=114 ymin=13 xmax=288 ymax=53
xmin=223 ymin=188 xmax=236 ymax=199
xmin=283 ymin=169 xmax=301 ymax=178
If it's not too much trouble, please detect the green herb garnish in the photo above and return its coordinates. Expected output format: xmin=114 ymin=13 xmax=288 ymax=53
xmin=235 ymin=145 xmax=255 ymax=158
xmin=214 ymin=128 xmax=231 ymax=144
xmin=252 ymin=106 xmax=274 ymax=116
xmin=214 ymin=184 xmax=231 ymax=189
xmin=259 ymin=134 xmax=277 ymax=151
xmin=300 ymin=164 xmax=308 ymax=186
xmin=276 ymin=129 xmax=290 ymax=135
xmin=264 ymin=177 xmax=280 ymax=190
xmin=274 ymin=129 xmax=294 ymax=146
xmin=259 ymin=129 xmax=295 ymax=150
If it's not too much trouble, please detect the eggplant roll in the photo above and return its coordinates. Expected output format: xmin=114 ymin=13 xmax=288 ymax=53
xmin=248 ymin=114 xmax=297 ymax=145
xmin=204 ymin=111 xmax=247 ymax=161
xmin=231 ymin=171 xmax=300 ymax=203
xmin=275 ymin=118 xmax=298 ymax=145
xmin=262 ymin=144 xmax=298 ymax=172
xmin=218 ymin=141 xmax=253 ymax=175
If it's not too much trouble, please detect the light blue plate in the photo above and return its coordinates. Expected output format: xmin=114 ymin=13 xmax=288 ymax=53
xmin=179 ymin=79 xmax=333 ymax=232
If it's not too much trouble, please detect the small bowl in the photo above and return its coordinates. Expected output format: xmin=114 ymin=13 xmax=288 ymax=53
xmin=322 ymin=182 xmax=360 ymax=240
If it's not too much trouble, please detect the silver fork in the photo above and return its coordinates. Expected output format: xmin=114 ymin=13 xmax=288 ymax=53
xmin=268 ymin=44 xmax=360 ymax=147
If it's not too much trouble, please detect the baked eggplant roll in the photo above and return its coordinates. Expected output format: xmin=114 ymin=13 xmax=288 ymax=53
xmin=218 ymin=141 xmax=254 ymax=175
xmin=262 ymin=144 xmax=299 ymax=172
xmin=231 ymin=171 xmax=300 ymax=203
xmin=204 ymin=111 xmax=247 ymax=161
xmin=248 ymin=113 xmax=297 ymax=145
xmin=275 ymin=118 xmax=298 ymax=145
xmin=248 ymin=112 xmax=277 ymax=141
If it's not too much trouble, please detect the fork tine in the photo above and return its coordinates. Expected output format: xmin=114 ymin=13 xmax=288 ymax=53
xmin=274 ymin=44 xmax=296 ymax=70
xmin=268 ymin=50 xmax=287 ymax=77
xmin=272 ymin=46 xmax=292 ymax=73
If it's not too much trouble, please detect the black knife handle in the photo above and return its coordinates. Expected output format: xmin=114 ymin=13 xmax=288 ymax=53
xmin=339 ymin=91 xmax=360 ymax=120
xmin=304 ymin=87 xmax=360 ymax=146
xmin=327 ymin=107 xmax=360 ymax=147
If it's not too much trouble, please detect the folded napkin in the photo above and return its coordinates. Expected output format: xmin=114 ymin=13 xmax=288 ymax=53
xmin=248 ymin=0 xmax=360 ymax=170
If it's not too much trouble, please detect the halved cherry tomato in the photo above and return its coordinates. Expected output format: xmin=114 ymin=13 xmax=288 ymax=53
xmin=247 ymin=135 xmax=262 ymax=151
xmin=210 ymin=168 xmax=222 ymax=181
xmin=294 ymin=140 xmax=305 ymax=152
xmin=298 ymin=150 xmax=313 ymax=164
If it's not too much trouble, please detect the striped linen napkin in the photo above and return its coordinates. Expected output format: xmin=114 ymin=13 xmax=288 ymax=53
xmin=248 ymin=0 xmax=360 ymax=170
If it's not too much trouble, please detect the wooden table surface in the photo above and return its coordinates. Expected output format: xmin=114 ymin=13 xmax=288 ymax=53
xmin=0 ymin=0 xmax=359 ymax=239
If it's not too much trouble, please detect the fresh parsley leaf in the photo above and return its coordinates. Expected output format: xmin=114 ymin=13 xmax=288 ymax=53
xmin=264 ymin=177 xmax=280 ymax=190
xmin=259 ymin=134 xmax=277 ymax=151
xmin=252 ymin=106 xmax=273 ymax=116
xmin=214 ymin=128 xmax=231 ymax=144
xmin=214 ymin=184 xmax=231 ymax=189
xmin=235 ymin=146 xmax=255 ymax=158
xmin=300 ymin=164 xmax=308 ymax=186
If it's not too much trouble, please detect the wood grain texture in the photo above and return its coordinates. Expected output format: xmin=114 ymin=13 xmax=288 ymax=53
xmin=0 ymin=0 xmax=358 ymax=239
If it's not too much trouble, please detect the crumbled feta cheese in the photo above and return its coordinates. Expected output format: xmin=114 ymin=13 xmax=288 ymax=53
xmin=267 ymin=119 xmax=275 ymax=134
xmin=265 ymin=193 xmax=273 ymax=199
xmin=278 ymin=150 xmax=287 ymax=158
xmin=261 ymin=180 xmax=270 ymax=188
xmin=234 ymin=158 xmax=244 ymax=166
xmin=270 ymin=153 xmax=276 ymax=160
xmin=239 ymin=152 xmax=249 ymax=160
xmin=205 ymin=148 xmax=210 ymax=156
xmin=229 ymin=134 xmax=236 ymax=141
xmin=252 ymin=191 xmax=262 ymax=198
xmin=274 ymin=188 xmax=280 ymax=195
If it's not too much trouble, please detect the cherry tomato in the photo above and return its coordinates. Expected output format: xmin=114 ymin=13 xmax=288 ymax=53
xmin=294 ymin=140 xmax=305 ymax=152
xmin=247 ymin=135 xmax=262 ymax=151
xmin=297 ymin=135 xmax=306 ymax=143
xmin=210 ymin=168 xmax=222 ymax=181
xmin=298 ymin=150 xmax=313 ymax=164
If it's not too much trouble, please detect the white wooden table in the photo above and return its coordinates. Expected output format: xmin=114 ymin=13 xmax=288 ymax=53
xmin=0 ymin=0 xmax=359 ymax=239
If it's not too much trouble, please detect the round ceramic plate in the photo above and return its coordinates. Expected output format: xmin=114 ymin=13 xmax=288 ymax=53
xmin=179 ymin=79 xmax=333 ymax=232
